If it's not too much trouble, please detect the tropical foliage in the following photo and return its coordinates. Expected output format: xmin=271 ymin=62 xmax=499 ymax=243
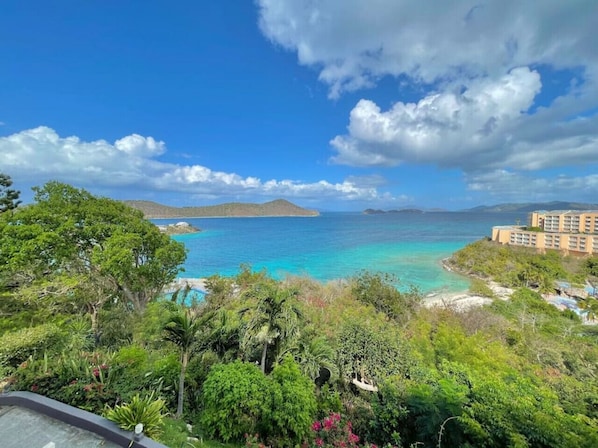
xmin=104 ymin=392 xmax=166 ymax=439
xmin=1 ymin=177 xmax=598 ymax=447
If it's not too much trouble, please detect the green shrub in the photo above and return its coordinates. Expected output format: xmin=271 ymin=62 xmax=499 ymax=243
xmin=269 ymin=357 xmax=317 ymax=446
xmin=104 ymin=392 xmax=166 ymax=439
xmin=11 ymin=351 xmax=116 ymax=412
xmin=469 ymin=278 xmax=495 ymax=298
xmin=351 ymin=271 xmax=420 ymax=322
xmin=113 ymin=344 xmax=149 ymax=368
xmin=0 ymin=323 xmax=62 ymax=367
xmin=200 ymin=361 xmax=273 ymax=442
xmin=157 ymin=417 xmax=194 ymax=447
xmin=316 ymin=384 xmax=342 ymax=419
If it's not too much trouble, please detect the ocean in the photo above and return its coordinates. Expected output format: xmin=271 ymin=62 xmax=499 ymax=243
xmin=159 ymin=211 xmax=527 ymax=294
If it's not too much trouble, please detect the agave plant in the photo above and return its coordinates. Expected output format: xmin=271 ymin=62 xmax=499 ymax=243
xmin=104 ymin=392 xmax=166 ymax=439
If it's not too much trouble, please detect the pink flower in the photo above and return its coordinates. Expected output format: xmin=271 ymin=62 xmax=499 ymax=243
xmin=332 ymin=413 xmax=342 ymax=423
xmin=349 ymin=433 xmax=360 ymax=444
xmin=92 ymin=367 xmax=100 ymax=377
xmin=312 ymin=421 xmax=322 ymax=431
xmin=315 ymin=438 xmax=323 ymax=447
xmin=323 ymin=417 xmax=334 ymax=430
xmin=30 ymin=384 xmax=39 ymax=392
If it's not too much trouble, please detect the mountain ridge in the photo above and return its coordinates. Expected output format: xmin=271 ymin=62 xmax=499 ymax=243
xmin=463 ymin=201 xmax=598 ymax=213
xmin=124 ymin=199 xmax=319 ymax=219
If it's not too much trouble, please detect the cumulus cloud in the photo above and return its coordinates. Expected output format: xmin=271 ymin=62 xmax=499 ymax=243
xmin=114 ymin=134 xmax=165 ymax=157
xmin=0 ymin=126 xmax=392 ymax=204
xmin=331 ymin=67 xmax=547 ymax=168
xmin=466 ymin=170 xmax=598 ymax=203
xmin=257 ymin=0 xmax=597 ymax=98
xmin=328 ymin=68 xmax=598 ymax=171
xmin=258 ymin=0 xmax=598 ymax=180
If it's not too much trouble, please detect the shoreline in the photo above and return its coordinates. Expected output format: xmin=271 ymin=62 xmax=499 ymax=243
xmin=167 ymin=274 xmax=513 ymax=313
xmin=423 ymin=281 xmax=513 ymax=311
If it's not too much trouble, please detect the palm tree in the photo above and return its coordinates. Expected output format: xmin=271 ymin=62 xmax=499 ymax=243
xmin=163 ymin=307 xmax=203 ymax=418
xmin=241 ymin=283 xmax=302 ymax=374
xmin=200 ymin=308 xmax=242 ymax=361
xmin=579 ymin=297 xmax=598 ymax=322
xmin=289 ymin=335 xmax=338 ymax=382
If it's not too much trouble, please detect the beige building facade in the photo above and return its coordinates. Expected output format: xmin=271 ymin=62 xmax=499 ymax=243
xmin=492 ymin=210 xmax=598 ymax=255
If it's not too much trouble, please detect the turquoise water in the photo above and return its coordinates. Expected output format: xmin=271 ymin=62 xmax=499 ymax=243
xmin=160 ymin=212 xmax=526 ymax=294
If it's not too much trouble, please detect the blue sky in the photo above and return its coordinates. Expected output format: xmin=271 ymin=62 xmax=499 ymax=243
xmin=1 ymin=1 xmax=597 ymax=211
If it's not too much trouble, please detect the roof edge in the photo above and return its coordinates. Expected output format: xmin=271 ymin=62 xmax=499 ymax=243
xmin=0 ymin=391 xmax=167 ymax=448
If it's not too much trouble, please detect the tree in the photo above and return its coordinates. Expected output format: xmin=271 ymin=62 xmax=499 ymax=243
xmin=351 ymin=271 xmax=420 ymax=323
xmin=199 ymin=308 xmax=242 ymax=361
xmin=0 ymin=181 xmax=186 ymax=316
xmin=579 ymin=297 xmax=598 ymax=322
xmin=241 ymin=282 xmax=303 ymax=373
xmin=289 ymin=334 xmax=338 ymax=382
xmin=163 ymin=306 xmax=203 ymax=418
xmin=0 ymin=173 xmax=21 ymax=213
xmin=584 ymin=256 xmax=598 ymax=280
xmin=337 ymin=322 xmax=412 ymax=391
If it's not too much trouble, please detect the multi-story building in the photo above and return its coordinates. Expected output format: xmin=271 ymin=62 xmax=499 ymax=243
xmin=492 ymin=210 xmax=598 ymax=255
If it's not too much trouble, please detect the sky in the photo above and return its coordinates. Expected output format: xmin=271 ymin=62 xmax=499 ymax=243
xmin=1 ymin=1 xmax=597 ymax=211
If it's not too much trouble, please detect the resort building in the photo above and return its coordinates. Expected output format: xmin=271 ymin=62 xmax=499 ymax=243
xmin=491 ymin=210 xmax=598 ymax=255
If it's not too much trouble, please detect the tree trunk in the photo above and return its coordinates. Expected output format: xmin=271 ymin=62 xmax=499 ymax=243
xmin=176 ymin=351 xmax=188 ymax=419
xmin=260 ymin=342 xmax=268 ymax=374
xmin=351 ymin=378 xmax=378 ymax=392
xmin=89 ymin=303 xmax=100 ymax=347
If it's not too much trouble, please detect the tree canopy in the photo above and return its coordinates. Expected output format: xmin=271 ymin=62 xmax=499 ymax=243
xmin=0 ymin=173 xmax=21 ymax=213
xmin=0 ymin=181 xmax=186 ymax=317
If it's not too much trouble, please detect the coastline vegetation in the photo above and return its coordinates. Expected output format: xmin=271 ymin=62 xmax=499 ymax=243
xmin=1 ymin=176 xmax=598 ymax=447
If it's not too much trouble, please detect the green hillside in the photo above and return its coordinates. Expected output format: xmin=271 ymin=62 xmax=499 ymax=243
xmin=124 ymin=199 xmax=319 ymax=218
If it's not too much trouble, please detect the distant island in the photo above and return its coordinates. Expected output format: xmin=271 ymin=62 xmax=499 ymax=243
xmin=364 ymin=208 xmax=424 ymax=215
xmin=364 ymin=201 xmax=598 ymax=214
xmin=156 ymin=221 xmax=201 ymax=235
xmin=124 ymin=199 xmax=319 ymax=219
xmin=463 ymin=201 xmax=598 ymax=213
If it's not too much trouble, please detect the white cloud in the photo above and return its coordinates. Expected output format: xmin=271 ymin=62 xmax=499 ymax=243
xmin=257 ymin=0 xmax=597 ymax=98
xmin=331 ymin=67 xmax=546 ymax=168
xmin=0 ymin=126 xmax=392 ymax=204
xmin=114 ymin=134 xmax=165 ymax=157
xmin=258 ymin=0 xmax=598 ymax=177
xmin=466 ymin=170 xmax=598 ymax=203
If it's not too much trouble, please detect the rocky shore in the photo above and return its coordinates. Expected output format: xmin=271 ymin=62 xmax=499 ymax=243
xmin=423 ymin=281 xmax=513 ymax=311
xmin=156 ymin=221 xmax=201 ymax=235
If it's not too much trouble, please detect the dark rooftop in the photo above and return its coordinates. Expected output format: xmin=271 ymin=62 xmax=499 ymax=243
xmin=0 ymin=391 xmax=168 ymax=448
